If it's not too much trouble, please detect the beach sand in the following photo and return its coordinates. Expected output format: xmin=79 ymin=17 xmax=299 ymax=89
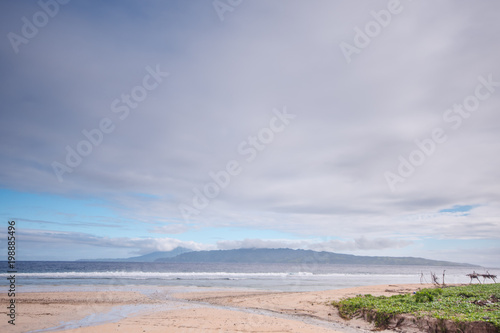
xmin=0 ymin=291 xmax=160 ymax=333
xmin=1 ymin=284 xmax=433 ymax=332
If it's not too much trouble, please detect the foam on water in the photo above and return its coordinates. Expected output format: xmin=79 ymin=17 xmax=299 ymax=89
xmin=2 ymin=271 xmax=412 ymax=279
xmin=0 ymin=262 xmax=493 ymax=292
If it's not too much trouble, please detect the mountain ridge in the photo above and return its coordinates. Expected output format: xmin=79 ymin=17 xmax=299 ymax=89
xmin=154 ymin=248 xmax=477 ymax=266
xmin=77 ymin=247 xmax=478 ymax=266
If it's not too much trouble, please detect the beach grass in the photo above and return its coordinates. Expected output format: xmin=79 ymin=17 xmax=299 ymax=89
xmin=332 ymin=283 xmax=500 ymax=330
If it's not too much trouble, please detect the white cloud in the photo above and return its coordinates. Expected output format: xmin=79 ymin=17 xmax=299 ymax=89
xmin=216 ymin=237 xmax=413 ymax=252
xmin=15 ymin=229 xmax=212 ymax=258
xmin=149 ymin=223 xmax=197 ymax=235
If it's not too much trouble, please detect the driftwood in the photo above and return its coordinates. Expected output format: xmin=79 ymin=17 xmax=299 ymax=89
xmin=467 ymin=271 xmax=481 ymax=284
xmin=420 ymin=271 xmax=446 ymax=286
xmin=481 ymin=271 xmax=497 ymax=283
xmin=430 ymin=271 xmax=440 ymax=285
xmin=467 ymin=271 xmax=497 ymax=284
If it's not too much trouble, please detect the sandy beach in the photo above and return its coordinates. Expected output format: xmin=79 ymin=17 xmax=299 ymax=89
xmin=0 ymin=283 xmax=433 ymax=332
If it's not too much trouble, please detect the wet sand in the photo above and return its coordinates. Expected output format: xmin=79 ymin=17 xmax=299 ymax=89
xmin=0 ymin=284 xmax=433 ymax=332
xmin=0 ymin=291 xmax=160 ymax=333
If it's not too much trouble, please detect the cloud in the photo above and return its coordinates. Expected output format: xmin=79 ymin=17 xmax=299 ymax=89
xmin=149 ymin=223 xmax=197 ymax=234
xmin=216 ymin=237 xmax=413 ymax=252
xmin=311 ymin=237 xmax=413 ymax=252
xmin=3 ymin=229 xmax=412 ymax=261
xmin=217 ymin=238 xmax=310 ymax=250
xmin=13 ymin=217 xmax=119 ymax=229
xmin=12 ymin=229 xmax=212 ymax=258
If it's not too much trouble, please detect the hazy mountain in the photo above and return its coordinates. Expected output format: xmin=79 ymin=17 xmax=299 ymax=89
xmin=155 ymin=248 xmax=476 ymax=266
xmin=77 ymin=247 xmax=192 ymax=262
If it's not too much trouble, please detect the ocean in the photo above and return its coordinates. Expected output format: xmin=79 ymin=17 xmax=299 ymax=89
xmin=1 ymin=261 xmax=493 ymax=292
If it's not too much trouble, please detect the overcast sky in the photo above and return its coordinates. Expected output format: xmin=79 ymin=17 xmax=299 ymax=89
xmin=1 ymin=0 xmax=499 ymax=266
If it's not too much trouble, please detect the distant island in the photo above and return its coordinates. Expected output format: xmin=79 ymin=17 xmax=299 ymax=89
xmin=79 ymin=247 xmax=477 ymax=266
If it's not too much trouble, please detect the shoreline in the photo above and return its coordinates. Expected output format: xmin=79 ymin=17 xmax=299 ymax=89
xmin=0 ymin=283 xmax=438 ymax=332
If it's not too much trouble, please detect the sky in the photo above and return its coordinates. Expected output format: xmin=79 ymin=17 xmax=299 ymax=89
xmin=0 ymin=0 xmax=499 ymax=266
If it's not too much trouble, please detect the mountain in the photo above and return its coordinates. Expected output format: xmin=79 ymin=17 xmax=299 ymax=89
xmin=155 ymin=248 xmax=477 ymax=266
xmin=77 ymin=247 xmax=192 ymax=262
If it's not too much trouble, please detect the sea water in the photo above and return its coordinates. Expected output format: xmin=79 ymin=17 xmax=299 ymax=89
xmin=1 ymin=261 xmax=494 ymax=292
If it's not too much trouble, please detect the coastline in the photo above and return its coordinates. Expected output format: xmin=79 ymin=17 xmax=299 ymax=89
xmin=0 ymin=283 xmax=434 ymax=332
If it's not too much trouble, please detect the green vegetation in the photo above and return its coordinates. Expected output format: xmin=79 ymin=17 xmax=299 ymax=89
xmin=332 ymin=284 xmax=500 ymax=330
